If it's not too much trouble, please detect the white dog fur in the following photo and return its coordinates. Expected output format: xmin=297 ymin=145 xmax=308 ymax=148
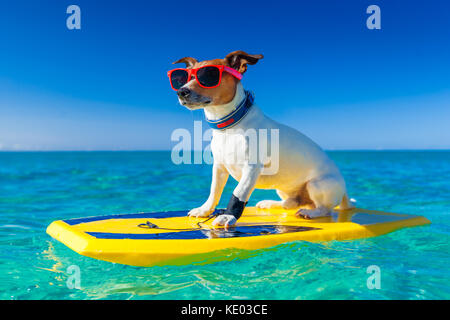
xmin=172 ymin=52 xmax=352 ymax=228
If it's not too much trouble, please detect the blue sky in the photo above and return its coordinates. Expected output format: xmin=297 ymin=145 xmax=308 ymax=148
xmin=0 ymin=0 xmax=449 ymax=150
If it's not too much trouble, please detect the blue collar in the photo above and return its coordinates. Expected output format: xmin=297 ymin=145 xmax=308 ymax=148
xmin=205 ymin=91 xmax=254 ymax=130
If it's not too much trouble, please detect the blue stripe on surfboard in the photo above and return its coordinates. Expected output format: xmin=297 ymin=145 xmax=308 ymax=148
xmin=86 ymin=225 xmax=320 ymax=240
xmin=63 ymin=210 xmax=189 ymax=226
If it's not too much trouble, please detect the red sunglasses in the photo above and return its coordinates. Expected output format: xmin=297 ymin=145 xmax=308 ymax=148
xmin=167 ymin=65 xmax=243 ymax=91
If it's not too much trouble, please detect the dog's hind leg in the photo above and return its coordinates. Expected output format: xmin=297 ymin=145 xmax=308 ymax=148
xmin=256 ymin=190 xmax=301 ymax=210
xmin=296 ymin=175 xmax=345 ymax=219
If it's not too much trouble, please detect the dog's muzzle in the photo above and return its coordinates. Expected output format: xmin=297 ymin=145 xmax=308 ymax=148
xmin=177 ymin=87 xmax=212 ymax=108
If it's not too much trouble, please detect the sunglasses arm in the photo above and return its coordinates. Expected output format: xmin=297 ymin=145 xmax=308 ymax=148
xmin=223 ymin=66 xmax=243 ymax=80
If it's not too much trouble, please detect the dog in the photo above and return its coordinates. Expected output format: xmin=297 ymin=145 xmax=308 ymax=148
xmin=168 ymin=50 xmax=353 ymax=228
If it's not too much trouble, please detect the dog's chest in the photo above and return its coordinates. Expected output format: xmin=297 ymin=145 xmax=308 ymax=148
xmin=211 ymin=131 xmax=249 ymax=178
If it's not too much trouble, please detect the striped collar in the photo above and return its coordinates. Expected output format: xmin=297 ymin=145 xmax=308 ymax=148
xmin=205 ymin=91 xmax=254 ymax=130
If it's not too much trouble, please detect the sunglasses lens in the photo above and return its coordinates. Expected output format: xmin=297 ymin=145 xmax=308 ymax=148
xmin=170 ymin=69 xmax=189 ymax=90
xmin=197 ymin=66 xmax=220 ymax=87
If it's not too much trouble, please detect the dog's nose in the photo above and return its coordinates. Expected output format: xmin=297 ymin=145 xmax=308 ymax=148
xmin=177 ymin=87 xmax=191 ymax=98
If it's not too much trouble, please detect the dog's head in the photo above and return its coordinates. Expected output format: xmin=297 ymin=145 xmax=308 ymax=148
xmin=169 ymin=51 xmax=263 ymax=110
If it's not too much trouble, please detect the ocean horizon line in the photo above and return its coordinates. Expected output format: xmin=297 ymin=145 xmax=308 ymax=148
xmin=0 ymin=149 xmax=449 ymax=153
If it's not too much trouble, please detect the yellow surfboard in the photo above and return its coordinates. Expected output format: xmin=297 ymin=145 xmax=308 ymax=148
xmin=46 ymin=207 xmax=430 ymax=267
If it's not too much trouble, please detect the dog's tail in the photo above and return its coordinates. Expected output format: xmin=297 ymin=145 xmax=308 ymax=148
xmin=339 ymin=193 xmax=355 ymax=210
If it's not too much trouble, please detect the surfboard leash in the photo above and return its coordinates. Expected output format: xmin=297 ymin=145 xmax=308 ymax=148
xmin=137 ymin=210 xmax=224 ymax=231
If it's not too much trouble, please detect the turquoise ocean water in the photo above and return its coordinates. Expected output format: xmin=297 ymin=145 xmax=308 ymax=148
xmin=0 ymin=151 xmax=449 ymax=300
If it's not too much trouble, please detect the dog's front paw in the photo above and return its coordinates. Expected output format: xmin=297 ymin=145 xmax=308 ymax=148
xmin=211 ymin=214 xmax=236 ymax=228
xmin=188 ymin=206 xmax=214 ymax=218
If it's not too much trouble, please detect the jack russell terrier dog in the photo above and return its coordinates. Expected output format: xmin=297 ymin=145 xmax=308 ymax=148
xmin=168 ymin=50 xmax=353 ymax=228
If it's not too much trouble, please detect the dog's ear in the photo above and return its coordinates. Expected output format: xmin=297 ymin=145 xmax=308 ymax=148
xmin=225 ymin=51 xmax=263 ymax=74
xmin=172 ymin=57 xmax=198 ymax=68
